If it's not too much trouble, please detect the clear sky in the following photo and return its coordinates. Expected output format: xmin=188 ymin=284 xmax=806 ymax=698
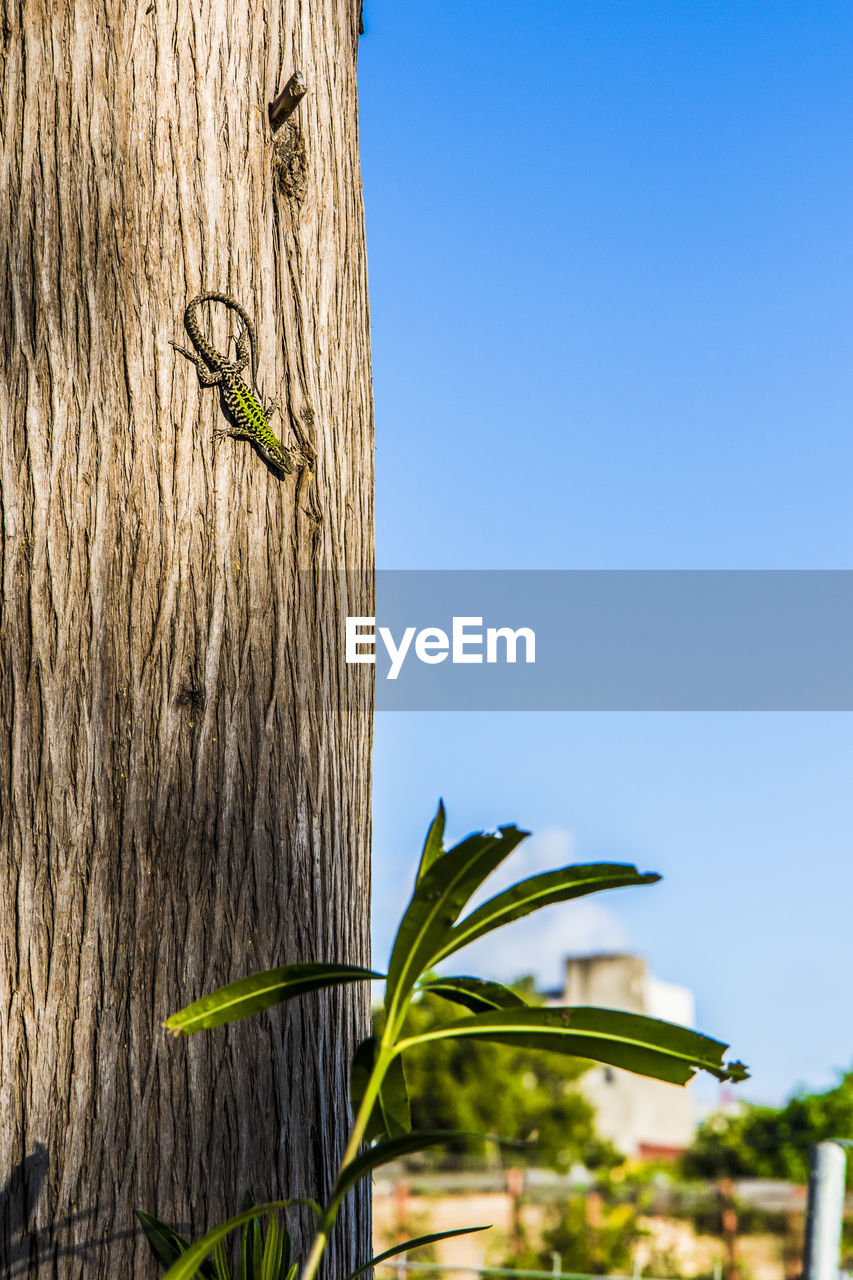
xmin=357 ymin=2 xmax=853 ymax=1107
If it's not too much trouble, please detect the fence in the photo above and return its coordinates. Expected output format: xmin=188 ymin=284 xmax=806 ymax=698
xmin=374 ymin=1143 xmax=853 ymax=1280
xmin=374 ymin=1159 xmax=845 ymax=1280
xmin=377 ymin=1262 xmax=726 ymax=1280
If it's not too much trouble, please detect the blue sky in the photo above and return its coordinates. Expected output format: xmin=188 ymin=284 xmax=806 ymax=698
xmin=358 ymin=2 xmax=853 ymax=1107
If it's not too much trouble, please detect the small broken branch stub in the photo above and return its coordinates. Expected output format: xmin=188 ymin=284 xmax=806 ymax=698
xmin=269 ymin=71 xmax=308 ymax=132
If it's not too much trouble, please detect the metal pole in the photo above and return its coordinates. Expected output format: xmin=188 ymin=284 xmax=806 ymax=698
xmin=803 ymin=1141 xmax=847 ymax=1280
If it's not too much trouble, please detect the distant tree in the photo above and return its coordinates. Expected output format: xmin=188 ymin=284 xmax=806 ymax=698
xmin=376 ymin=983 xmax=623 ymax=1171
xmin=506 ymin=1188 xmax=643 ymax=1277
xmin=683 ymin=1070 xmax=853 ymax=1183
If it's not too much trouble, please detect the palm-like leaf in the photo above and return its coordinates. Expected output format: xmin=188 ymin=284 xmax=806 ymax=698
xmin=385 ymin=825 xmax=529 ymax=1025
xmin=327 ymin=1131 xmax=519 ymax=1225
xmin=397 ymin=1005 xmax=748 ymax=1086
xmin=418 ymin=976 xmax=529 ymax=1014
xmin=430 ymin=863 xmax=659 ymax=968
xmin=159 ymin=1202 xmax=318 ymax=1280
xmin=164 ymin=963 xmax=380 ymax=1036
xmin=416 ymin=800 xmax=447 ymax=880
xmin=136 ymin=1211 xmax=217 ymax=1279
xmin=344 ymin=1226 xmax=491 ymax=1280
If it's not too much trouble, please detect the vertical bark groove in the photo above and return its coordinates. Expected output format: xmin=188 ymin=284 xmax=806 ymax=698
xmin=0 ymin=0 xmax=373 ymax=1275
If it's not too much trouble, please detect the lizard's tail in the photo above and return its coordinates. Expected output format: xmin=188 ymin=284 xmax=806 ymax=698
xmin=185 ymin=291 xmax=259 ymax=385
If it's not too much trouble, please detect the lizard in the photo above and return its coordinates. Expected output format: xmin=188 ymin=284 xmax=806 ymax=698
xmin=170 ymin=291 xmax=311 ymax=481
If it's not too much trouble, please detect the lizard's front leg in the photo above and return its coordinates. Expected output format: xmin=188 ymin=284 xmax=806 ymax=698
xmin=170 ymin=342 xmax=224 ymax=387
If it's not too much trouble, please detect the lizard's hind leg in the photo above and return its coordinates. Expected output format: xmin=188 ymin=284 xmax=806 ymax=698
xmin=262 ymin=396 xmax=282 ymax=422
xmin=232 ymin=323 xmax=253 ymax=375
xmin=229 ymin=332 xmax=243 ymax=362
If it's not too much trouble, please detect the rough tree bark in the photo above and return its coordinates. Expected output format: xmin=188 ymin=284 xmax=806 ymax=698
xmin=0 ymin=1 xmax=373 ymax=1276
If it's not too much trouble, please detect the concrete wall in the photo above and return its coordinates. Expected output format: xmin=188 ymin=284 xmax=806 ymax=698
xmin=559 ymin=953 xmax=697 ymax=1158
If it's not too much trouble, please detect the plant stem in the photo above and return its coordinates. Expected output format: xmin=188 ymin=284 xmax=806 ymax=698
xmin=337 ymin=1043 xmax=393 ymax=1175
xmin=300 ymin=1228 xmax=329 ymax=1280
xmin=299 ymin=1040 xmax=397 ymax=1280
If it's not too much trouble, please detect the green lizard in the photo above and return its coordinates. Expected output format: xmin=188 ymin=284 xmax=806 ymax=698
xmin=170 ymin=291 xmax=299 ymax=476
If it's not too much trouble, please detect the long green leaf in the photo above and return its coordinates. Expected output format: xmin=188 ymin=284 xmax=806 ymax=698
xmin=344 ymin=1226 xmax=492 ymax=1280
xmin=260 ymin=1215 xmax=284 ymax=1280
xmin=397 ymin=1006 xmax=749 ymax=1086
xmin=252 ymin=1218 xmax=263 ymax=1280
xmin=212 ymin=1242 xmax=229 ymax=1280
xmin=418 ymin=976 xmax=529 ymax=1014
xmin=136 ymin=1211 xmax=218 ymax=1280
xmin=430 ymin=863 xmax=660 ymax=968
xmin=385 ymin=825 xmax=529 ymax=1022
xmin=417 ymin=800 xmax=447 ymax=879
xmin=276 ymin=1215 xmax=292 ymax=1280
xmin=161 ymin=1202 xmax=318 ymax=1280
xmin=240 ymin=1194 xmax=255 ymax=1280
xmin=164 ymin=963 xmax=381 ymax=1036
xmin=328 ymin=1131 xmax=519 ymax=1224
xmin=350 ymin=1037 xmax=411 ymax=1139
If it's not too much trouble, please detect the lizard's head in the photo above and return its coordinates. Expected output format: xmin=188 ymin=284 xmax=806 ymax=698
xmin=255 ymin=436 xmax=294 ymax=476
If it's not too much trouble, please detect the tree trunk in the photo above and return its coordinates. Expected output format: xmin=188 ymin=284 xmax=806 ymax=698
xmin=0 ymin=2 xmax=373 ymax=1276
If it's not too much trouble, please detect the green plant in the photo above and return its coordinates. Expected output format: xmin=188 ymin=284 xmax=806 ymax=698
xmin=683 ymin=1069 xmax=853 ymax=1184
xmin=506 ymin=1191 xmax=644 ymax=1277
xmin=138 ymin=803 xmax=749 ymax=1280
xmin=374 ymin=1202 xmax=442 ymax=1268
xmin=377 ymin=984 xmax=623 ymax=1172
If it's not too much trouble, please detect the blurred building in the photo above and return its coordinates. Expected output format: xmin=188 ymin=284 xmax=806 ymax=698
xmin=551 ymin=952 xmax=697 ymax=1160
